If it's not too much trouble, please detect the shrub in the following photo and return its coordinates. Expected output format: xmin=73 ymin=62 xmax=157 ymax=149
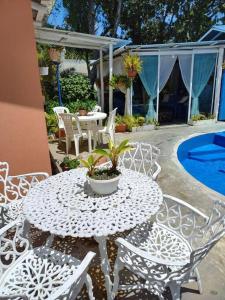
xmin=45 ymin=113 xmax=58 ymax=134
xmin=45 ymin=99 xmax=59 ymax=114
xmin=137 ymin=116 xmax=145 ymax=126
xmin=123 ymin=115 xmax=138 ymax=131
xmin=60 ymin=74 xmax=96 ymax=103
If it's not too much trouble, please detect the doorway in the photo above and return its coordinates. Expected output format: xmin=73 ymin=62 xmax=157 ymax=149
xmin=158 ymin=60 xmax=189 ymax=125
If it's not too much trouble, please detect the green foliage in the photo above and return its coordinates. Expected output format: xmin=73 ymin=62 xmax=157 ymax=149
xmin=80 ymin=155 xmax=103 ymax=177
xmin=94 ymin=139 xmax=132 ymax=171
xmin=71 ymin=99 xmax=97 ymax=112
xmin=115 ymin=115 xmax=125 ymax=125
xmin=122 ymin=115 xmax=139 ymax=131
xmin=60 ymin=74 xmax=96 ymax=103
xmin=37 ymin=43 xmax=50 ymax=67
xmin=123 ymin=54 xmax=142 ymax=73
xmin=45 ymin=99 xmax=59 ymax=114
xmin=137 ymin=116 xmax=145 ymax=126
xmin=191 ymin=113 xmax=215 ymax=121
xmin=45 ymin=113 xmax=58 ymax=134
xmin=145 ymin=118 xmax=159 ymax=126
xmin=61 ymin=156 xmax=80 ymax=169
xmin=109 ymin=74 xmax=131 ymax=89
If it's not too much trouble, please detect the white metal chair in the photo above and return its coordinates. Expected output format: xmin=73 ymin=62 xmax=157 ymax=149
xmin=112 ymin=195 xmax=225 ymax=300
xmin=92 ymin=105 xmax=101 ymax=112
xmin=0 ymin=220 xmax=95 ymax=300
xmin=98 ymin=108 xmax=117 ymax=144
xmin=60 ymin=113 xmax=96 ymax=155
xmin=53 ymin=106 xmax=70 ymax=141
xmin=119 ymin=142 xmax=161 ymax=180
xmin=0 ymin=161 xmax=49 ymax=228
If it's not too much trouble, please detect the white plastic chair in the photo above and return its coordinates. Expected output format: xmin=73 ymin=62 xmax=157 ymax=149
xmin=0 ymin=161 xmax=49 ymax=228
xmin=53 ymin=106 xmax=70 ymax=141
xmin=98 ymin=108 xmax=117 ymax=144
xmin=119 ymin=142 xmax=161 ymax=180
xmin=0 ymin=220 xmax=95 ymax=300
xmin=60 ymin=113 xmax=96 ymax=155
xmin=112 ymin=195 xmax=225 ymax=300
xmin=92 ymin=105 xmax=102 ymax=112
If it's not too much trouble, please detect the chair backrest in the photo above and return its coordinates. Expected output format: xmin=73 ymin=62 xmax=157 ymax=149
xmin=106 ymin=107 xmax=117 ymax=133
xmin=92 ymin=105 xmax=102 ymax=112
xmin=156 ymin=194 xmax=209 ymax=247
xmin=53 ymin=106 xmax=70 ymax=129
xmin=119 ymin=142 xmax=160 ymax=178
xmin=0 ymin=221 xmax=30 ymax=276
xmin=60 ymin=113 xmax=82 ymax=138
xmin=0 ymin=162 xmax=9 ymax=205
xmin=0 ymin=162 xmax=48 ymax=203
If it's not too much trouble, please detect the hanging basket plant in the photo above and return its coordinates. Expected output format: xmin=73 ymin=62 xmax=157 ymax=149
xmin=48 ymin=46 xmax=63 ymax=62
xmin=123 ymin=54 xmax=142 ymax=79
xmin=109 ymin=74 xmax=131 ymax=93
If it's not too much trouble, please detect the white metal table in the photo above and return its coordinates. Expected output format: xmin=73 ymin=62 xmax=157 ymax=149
xmin=77 ymin=112 xmax=107 ymax=152
xmin=23 ymin=168 xmax=163 ymax=299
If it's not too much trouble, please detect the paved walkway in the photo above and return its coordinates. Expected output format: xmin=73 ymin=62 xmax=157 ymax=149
xmin=116 ymin=122 xmax=225 ymax=300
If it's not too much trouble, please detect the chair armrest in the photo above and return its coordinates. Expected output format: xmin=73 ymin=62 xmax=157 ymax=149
xmin=8 ymin=172 xmax=49 ymax=180
xmin=0 ymin=295 xmax=28 ymax=300
xmin=152 ymin=161 xmax=161 ymax=180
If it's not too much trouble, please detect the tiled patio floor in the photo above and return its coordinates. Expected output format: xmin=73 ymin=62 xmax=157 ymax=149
xmin=47 ymin=122 xmax=225 ymax=299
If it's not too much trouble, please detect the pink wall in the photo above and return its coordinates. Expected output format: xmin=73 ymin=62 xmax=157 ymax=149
xmin=0 ymin=0 xmax=51 ymax=175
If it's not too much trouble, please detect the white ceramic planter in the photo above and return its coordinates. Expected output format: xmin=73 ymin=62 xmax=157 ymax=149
xmin=39 ymin=67 xmax=49 ymax=76
xmin=87 ymin=175 xmax=121 ymax=195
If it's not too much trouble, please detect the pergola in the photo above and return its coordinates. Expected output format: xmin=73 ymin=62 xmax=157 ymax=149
xmin=35 ymin=26 xmax=124 ymax=111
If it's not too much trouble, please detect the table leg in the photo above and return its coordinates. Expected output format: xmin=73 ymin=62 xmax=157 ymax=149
xmin=95 ymin=236 xmax=112 ymax=300
xmin=88 ymin=130 xmax=92 ymax=153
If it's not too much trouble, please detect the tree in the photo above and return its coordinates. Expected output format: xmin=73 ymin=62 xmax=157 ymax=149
xmin=62 ymin=0 xmax=123 ymax=84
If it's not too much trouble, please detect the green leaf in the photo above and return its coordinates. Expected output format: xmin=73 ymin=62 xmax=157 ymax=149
xmin=93 ymin=149 xmax=110 ymax=157
xmin=80 ymin=159 xmax=89 ymax=168
xmin=88 ymin=155 xmax=94 ymax=165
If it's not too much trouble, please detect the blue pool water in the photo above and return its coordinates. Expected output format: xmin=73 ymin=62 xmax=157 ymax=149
xmin=177 ymin=131 xmax=225 ymax=196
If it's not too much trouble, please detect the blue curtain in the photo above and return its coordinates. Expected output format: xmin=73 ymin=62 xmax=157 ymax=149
xmin=191 ymin=53 xmax=216 ymax=116
xmin=218 ymin=70 xmax=225 ymax=121
xmin=139 ymin=56 xmax=158 ymax=119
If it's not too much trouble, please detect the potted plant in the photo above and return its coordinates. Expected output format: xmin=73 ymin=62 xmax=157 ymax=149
xmin=109 ymin=74 xmax=131 ymax=93
xmin=115 ymin=115 xmax=127 ymax=133
xmin=74 ymin=100 xmax=97 ymax=116
xmin=80 ymin=139 xmax=132 ymax=195
xmin=123 ymin=54 xmax=142 ymax=78
xmin=60 ymin=156 xmax=80 ymax=171
xmin=37 ymin=49 xmax=49 ymax=76
xmin=48 ymin=46 xmax=63 ymax=62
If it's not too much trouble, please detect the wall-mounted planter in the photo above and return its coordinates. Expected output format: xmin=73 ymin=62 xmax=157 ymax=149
xmin=39 ymin=67 xmax=49 ymax=76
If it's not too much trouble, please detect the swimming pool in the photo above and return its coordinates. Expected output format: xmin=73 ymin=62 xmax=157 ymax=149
xmin=177 ymin=131 xmax=225 ymax=196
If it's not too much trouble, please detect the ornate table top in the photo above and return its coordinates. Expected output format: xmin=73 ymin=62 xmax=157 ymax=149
xmin=23 ymin=168 xmax=163 ymax=238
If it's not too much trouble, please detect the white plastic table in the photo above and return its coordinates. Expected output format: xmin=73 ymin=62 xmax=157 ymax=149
xmin=23 ymin=168 xmax=163 ymax=300
xmin=77 ymin=112 xmax=107 ymax=152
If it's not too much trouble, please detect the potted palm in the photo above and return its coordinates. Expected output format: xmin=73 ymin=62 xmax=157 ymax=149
xmin=80 ymin=139 xmax=132 ymax=195
xmin=123 ymin=54 xmax=142 ymax=78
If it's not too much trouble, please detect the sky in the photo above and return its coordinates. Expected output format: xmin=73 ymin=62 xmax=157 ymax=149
xmin=47 ymin=0 xmax=68 ymax=28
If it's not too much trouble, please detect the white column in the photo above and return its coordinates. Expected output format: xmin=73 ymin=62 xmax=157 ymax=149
xmin=156 ymin=55 xmax=160 ymax=122
xmin=130 ymin=81 xmax=133 ymax=115
xmin=99 ymin=48 xmax=104 ymax=111
xmin=109 ymin=44 xmax=113 ymax=112
xmin=214 ymin=48 xmax=224 ymax=120
xmin=187 ymin=52 xmax=194 ymax=123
